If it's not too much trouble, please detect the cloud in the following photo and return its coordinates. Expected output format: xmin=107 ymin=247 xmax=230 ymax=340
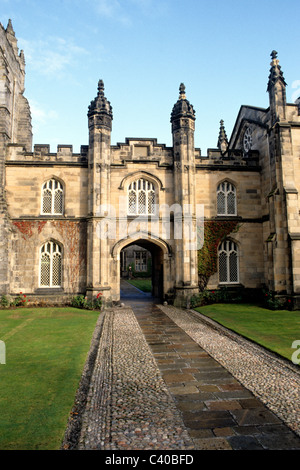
xmin=93 ymin=0 xmax=131 ymax=25
xmin=19 ymin=36 xmax=89 ymax=77
xmin=90 ymin=0 xmax=166 ymax=25
xmin=29 ymin=99 xmax=59 ymax=137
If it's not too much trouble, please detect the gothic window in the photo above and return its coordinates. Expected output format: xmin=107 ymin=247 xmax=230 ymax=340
xmin=39 ymin=241 xmax=62 ymax=288
xmin=218 ymin=240 xmax=239 ymax=284
xmin=243 ymin=127 xmax=252 ymax=153
xmin=217 ymin=182 xmax=237 ymax=216
xmin=135 ymin=251 xmax=148 ymax=272
xmin=127 ymin=179 xmax=156 ymax=215
xmin=42 ymin=179 xmax=63 ymax=215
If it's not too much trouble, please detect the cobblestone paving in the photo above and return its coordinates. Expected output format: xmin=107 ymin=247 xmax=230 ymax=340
xmin=78 ymin=306 xmax=194 ymax=450
xmin=76 ymin=282 xmax=300 ymax=451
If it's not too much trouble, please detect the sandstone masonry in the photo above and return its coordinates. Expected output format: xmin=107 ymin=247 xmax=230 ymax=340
xmin=1 ymin=21 xmax=300 ymax=307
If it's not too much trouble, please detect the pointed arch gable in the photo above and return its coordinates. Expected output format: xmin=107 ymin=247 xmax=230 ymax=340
xmin=112 ymin=232 xmax=172 ymax=259
xmin=118 ymin=171 xmax=165 ymax=191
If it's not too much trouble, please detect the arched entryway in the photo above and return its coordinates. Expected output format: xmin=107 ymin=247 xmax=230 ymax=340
xmin=112 ymin=234 xmax=172 ymax=302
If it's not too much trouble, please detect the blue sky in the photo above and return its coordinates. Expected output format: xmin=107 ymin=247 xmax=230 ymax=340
xmin=1 ymin=0 xmax=300 ymax=154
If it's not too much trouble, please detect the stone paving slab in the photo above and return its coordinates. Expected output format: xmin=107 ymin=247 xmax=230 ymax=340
xmin=131 ymin=299 xmax=300 ymax=450
xmin=159 ymin=304 xmax=300 ymax=442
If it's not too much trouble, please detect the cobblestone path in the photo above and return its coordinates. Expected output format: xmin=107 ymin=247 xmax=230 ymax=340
xmin=76 ymin=281 xmax=300 ymax=450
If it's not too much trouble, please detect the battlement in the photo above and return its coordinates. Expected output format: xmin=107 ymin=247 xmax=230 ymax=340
xmin=6 ymin=143 xmax=88 ymax=163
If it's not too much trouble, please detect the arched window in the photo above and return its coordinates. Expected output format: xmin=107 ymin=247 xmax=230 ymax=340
xmin=42 ymin=179 xmax=63 ymax=215
xmin=217 ymin=182 xmax=237 ymax=216
xmin=128 ymin=178 xmax=156 ymax=215
xmin=39 ymin=241 xmax=62 ymax=288
xmin=218 ymin=240 xmax=239 ymax=284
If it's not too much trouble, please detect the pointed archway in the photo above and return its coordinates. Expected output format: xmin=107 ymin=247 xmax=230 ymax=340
xmin=111 ymin=233 xmax=172 ymax=302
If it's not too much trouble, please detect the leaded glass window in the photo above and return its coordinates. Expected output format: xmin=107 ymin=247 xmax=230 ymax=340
xmin=217 ymin=182 xmax=237 ymax=216
xmin=40 ymin=241 xmax=62 ymax=288
xmin=218 ymin=240 xmax=239 ymax=284
xmin=127 ymin=179 xmax=156 ymax=215
xmin=42 ymin=179 xmax=63 ymax=215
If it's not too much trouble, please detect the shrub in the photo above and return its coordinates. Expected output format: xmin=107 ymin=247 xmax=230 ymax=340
xmin=262 ymin=288 xmax=282 ymax=310
xmin=71 ymin=293 xmax=102 ymax=310
xmin=14 ymin=292 xmax=29 ymax=307
xmin=1 ymin=295 xmax=10 ymax=307
xmin=190 ymin=286 xmax=243 ymax=308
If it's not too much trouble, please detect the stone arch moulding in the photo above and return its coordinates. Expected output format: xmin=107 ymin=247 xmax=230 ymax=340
xmin=111 ymin=232 xmax=172 ymax=259
xmin=217 ymin=177 xmax=238 ymax=189
xmin=40 ymin=175 xmax=65 ymax=189
xmin=118 ymin=171 xmax=165 ymax=192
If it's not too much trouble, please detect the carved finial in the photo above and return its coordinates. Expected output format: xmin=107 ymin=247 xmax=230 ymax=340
xmin=98 ymin=79 xmax=105 ymax=95
xmin=271 ymin=50 xmax=278 ymax=60
xmin=217 ymin=119 xmax=228 ymax=154
xmin=88 ymin=79 xmax=113 ymax=124
xmin=267 ymin=50 xmax=287 ymax=92
xmin=179 ymin=83 xmax=186 ymax=99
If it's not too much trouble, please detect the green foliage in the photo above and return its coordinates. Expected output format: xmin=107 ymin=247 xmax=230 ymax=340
xmin=13 ymin=292 xmax=29 ymax=307
xmin=190 ymin=286 xmax=242 ymax=308
xmin=1 ymin=293 xmax=29 ymax=307
xmin=262 ymin=287 xmax=293 ymax=311
xmin=197 ymin=220 xmax=240 ymax=290
xmin=1 ymin=295 xmax=10 ymax=307
xmin=71 ymin=293 xmax=103 ymax=310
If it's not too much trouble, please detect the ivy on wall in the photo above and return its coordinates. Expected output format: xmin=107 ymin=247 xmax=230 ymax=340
xmin=12 ymin=220 xmax=47 ymax=240
xmin=12 ymin=219 xmax=87 ymax=293
xmin=198 ymin=220 xmax=240 ymax=290
xmin=52 ymin=220 xmax=87 ymax=293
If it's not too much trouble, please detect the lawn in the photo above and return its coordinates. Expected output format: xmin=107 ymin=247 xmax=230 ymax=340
xmin=0 ymin=307 xmax=100 ymax=450
xmin=194 ymin=303 xmax=300 ymax=363
xmin=127 ymin=278 xmax=152 ymax=293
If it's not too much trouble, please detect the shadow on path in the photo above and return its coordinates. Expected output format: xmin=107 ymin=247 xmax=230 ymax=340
xmin=120 ymin=279 xmax=158 ymax=306
xmin=119 ymin=279 xmax=300 ymax=450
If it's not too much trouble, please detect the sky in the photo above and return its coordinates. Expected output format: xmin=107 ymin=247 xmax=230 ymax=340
xmin=1 ymin=0 xmax=300 ymax=154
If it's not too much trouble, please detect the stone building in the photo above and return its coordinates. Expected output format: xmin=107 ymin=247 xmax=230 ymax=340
xmin=1 ymin=20 xmax=300 ymax=307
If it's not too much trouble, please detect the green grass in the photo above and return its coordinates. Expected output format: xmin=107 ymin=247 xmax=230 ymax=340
xmin=0 ymin=307 xmax=100 ymax=450
xmin=127 ymin=278 xmax=152 ymax=293
xmin=194 ymin=303 xmax=300 ymax=363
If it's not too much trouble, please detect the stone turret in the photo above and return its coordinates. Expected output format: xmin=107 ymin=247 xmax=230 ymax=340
xmin=88 ymin=80 xmax=113 ymax=131
xmin=171 ymin=83 xmax=199 ymax=306
xmin=171 ymin=83 xmax=196 ymax=133
xmin=266 ymin=51 xmax=295 ymax=296
xmin=87 ymin=80 xmax=113 ymax=301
